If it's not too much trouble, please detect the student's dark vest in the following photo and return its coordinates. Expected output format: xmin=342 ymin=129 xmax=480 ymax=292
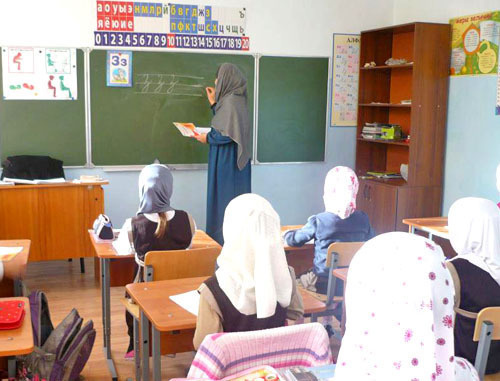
xmin=131 ymin=211 xmax=192 ymax=262
xmin=451 ymin=258 xmax=500 ymax=374
xmin=204 ymin=276 xmax=287 ymax=333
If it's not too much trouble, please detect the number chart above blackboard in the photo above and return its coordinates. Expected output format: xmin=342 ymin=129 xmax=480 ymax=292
xmin=94 ymin=1 xmax=250 ymax=51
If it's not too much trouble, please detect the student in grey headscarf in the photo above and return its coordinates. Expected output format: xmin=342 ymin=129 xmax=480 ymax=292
xmin=194 ymin=63 xmax=252 ymax=245
xmin=114 ymin=164 xmax=196 ymax=358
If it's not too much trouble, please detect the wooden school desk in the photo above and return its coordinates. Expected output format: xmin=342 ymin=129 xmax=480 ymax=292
xmin=282 ymin=225 xmax=315 ymax=275
xmin=0 ymin=240 xmax=30 ymax=297
xmin=0 ymin=297 xmax=33 ymax=378
xmin=126 ymin=276 xmax=327 ymax=381
xmin=88 ymin=230 xmax=221 ymax=381
xmin=0 ymin=181 xmax=106 ymax=262
xmin=402 ymin=217 xmax=449 ymax=240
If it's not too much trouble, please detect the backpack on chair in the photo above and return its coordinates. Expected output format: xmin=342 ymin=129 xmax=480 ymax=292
xmin=18 ymin=291 xmax=95 ymax=381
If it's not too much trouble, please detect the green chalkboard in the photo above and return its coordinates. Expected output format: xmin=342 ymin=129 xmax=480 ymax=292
xmin=257 ymin=56 xmax=328 ymax=163
xmin=0 ymin=49 xmax=86 ymax=166
xmin=90 ymin=50 xmax=254 ymax=165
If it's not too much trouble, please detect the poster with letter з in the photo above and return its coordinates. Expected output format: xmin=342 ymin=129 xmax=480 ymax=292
xmin=95 ymin=1 xmax=249 ymax=51
xmin=450 ymin=10 xmax=500 ymax=76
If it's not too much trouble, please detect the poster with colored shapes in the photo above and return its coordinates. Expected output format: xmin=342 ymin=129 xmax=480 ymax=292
xmin=107 ymin=50 xmax=132 ymax=87
xmin=450 ymin=11 xmax=500 ymax=76
xmin=1 ymin=47 xmax=77 ymax=100
xmin=94 ymin=1 xmax=249 ymax=51
xmin=331 ymin=34 xmax=360 ymax=127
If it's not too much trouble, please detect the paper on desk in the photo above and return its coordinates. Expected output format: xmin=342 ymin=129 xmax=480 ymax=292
xmin=2 ymin=177 xmax=66 ymax=185
xmin=169 ymin=290 xmax=200 ymax=316
xmin=0 ymin=246 xmax=23 ymax=261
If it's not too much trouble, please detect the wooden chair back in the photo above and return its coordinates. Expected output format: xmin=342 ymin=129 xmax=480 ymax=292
xmin=473 ymin=307 xmax=500 ymax=380
xmin=326 ymin=242 xmax=365 ymax=268
xmin=144 ymin=246 xmax=221 ymax=281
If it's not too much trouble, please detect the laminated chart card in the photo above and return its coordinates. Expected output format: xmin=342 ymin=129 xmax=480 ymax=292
xmin=2 ymin=47 xmax=77 ymax=100
xmin=331 ymin=34 xmax=360 ymax=126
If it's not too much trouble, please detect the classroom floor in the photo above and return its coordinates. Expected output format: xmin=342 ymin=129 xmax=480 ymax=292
xmin=24 ymin=258 xmax=342 ymax=381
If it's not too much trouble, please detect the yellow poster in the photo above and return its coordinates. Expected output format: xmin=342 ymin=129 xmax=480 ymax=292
xmin=450 ymin=11 xmax=500 ymax=76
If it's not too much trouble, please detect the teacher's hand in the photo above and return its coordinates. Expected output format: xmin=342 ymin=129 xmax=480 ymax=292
xmin=205 ymin=87 xmax=216 ymax=106
xmin=193 ymin=133 xmax=208 ymax=144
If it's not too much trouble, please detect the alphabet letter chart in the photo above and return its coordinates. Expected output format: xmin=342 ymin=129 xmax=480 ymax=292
xmin=330 ymin=34 xmax=360 ymax=127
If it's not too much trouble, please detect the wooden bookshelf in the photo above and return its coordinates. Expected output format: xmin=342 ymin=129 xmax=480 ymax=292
xmin=360 ymin=63 xmax=414 ymax=70
xmin=359 ymin=103 xmax=412 ymax=107
xmin=355 ymin=22 xmax=450 ymax=234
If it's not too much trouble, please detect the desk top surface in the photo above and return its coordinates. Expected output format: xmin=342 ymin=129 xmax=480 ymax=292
xmin=0 ymin=297 xmax=34 ymax=357
xmin=0 ymin=181 xmax=108 ymax=190
xmin=0 ymin=240 xmax=30 ymax=263
xmin=88 ymin=230 xmax=221 ymax=259
xmin=126 ymin=276 xmax=326 ymax=331
xmin=89 ymin=226 xmax=311 ymax=259
xmin=402 ymin=217 xmax=448 ymax=234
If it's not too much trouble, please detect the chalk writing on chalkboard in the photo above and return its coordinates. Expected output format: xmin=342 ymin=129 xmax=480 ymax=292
xmin=135 ymin=73 xmax=205 ymax=97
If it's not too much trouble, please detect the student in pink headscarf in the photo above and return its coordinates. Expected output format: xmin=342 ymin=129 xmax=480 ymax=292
xmin=284 ymin=166 xmax=374 ymax=294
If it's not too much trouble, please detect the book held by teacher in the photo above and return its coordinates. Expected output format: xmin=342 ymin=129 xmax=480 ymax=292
xmin=173 ymin=122 xmax=211 ymax=137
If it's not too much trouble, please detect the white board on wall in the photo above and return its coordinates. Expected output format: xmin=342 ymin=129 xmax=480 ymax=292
xmin=1 ymin=47 xmax=78 ymax=100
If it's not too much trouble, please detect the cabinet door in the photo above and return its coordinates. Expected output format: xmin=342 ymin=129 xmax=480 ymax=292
xmin=356 ymin=180 xmax=397 ymax=235
xmin=368 ymin=183 xmax=397 ymax=234
xmin=356 ymin=180 xmax=373 ymax=218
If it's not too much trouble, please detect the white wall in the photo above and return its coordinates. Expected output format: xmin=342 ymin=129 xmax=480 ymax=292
xmin=0 ymin=0 xmax=395 ymax=229
xmin=393 ymin=1 xmax=500 ymax=212
xmin=393 ymin=0 xmax=500 ymax=23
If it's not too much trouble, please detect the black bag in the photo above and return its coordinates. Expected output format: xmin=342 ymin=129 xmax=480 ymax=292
xmin=1 ymin=155 xmax=65 ymax=180
xmin=93 ymin=214 xmax=114 ymax=240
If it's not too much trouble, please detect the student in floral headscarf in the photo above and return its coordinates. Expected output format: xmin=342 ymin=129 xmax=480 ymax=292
xmin=284 ymin=166 xmax=374 ymax=294
xmin=335 ymin=232 xmax=479 ymax=381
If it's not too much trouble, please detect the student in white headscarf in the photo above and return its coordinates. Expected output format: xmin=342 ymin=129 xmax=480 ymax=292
xmin=335 ymin=232 xmax=479 ymax=381
xmin=193 ymin=193 xmax=303 ymax=350
xmin=284 ymin=166 xmax=374 ymax=294
xmin=447 ymin=197 xmax=500 ymax=374
xmin=115 ymin=164 xmax=196 ymax=358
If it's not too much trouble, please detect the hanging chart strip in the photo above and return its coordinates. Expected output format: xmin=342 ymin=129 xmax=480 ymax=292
xmin=330 ymin=34 xmax=360 ymax=127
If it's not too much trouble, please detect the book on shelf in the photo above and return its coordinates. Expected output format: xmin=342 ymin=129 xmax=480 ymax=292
xmin=366 ymin=171 xmax=403 ymax=179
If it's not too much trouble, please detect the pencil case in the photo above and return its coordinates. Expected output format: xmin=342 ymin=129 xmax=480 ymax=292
xmin=0 ymin=300 xmax=25 ymax=330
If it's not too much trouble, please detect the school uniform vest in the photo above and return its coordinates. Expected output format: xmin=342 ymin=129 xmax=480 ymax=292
xmin=131 ymin=210 xmax=192 ymax=262
xmin=204 ymin=275 xmax=287 ymax=333
xmin=452 ymin=258 xmax=500 ymax=374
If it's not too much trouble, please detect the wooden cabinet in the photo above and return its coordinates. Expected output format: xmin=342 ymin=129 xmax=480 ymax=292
xmin=0 ymin=182 xmax=106 ymax=261
xmin=355 ymin=22 xmax=450 ymax=232
xmin=358 ymin=179 xmax=397 ymax=234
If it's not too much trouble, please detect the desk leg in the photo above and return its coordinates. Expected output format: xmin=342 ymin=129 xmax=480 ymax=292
xmin=134 ymin=317 xmax=141 ymax=381
xmin=140 ymin=311 xmax=150 ymax=381
xmin=410 ymin=226 xmax=415 ymax=234
xmin=152 ymin=326 xmax=161 ymax=381
xmin=8 ymin=357 xmax=16 ymax=378
xmin=101 ymin=258 xmax=118 ymax=381
xmin=13 ymin=279 xmax=22 ymax=297
xmin=428 ymin=233 xmax=434 ymax=241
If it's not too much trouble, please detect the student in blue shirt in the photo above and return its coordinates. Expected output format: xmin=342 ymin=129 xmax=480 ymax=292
xmin=284 ymin=166 xmax=375 ymax=294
